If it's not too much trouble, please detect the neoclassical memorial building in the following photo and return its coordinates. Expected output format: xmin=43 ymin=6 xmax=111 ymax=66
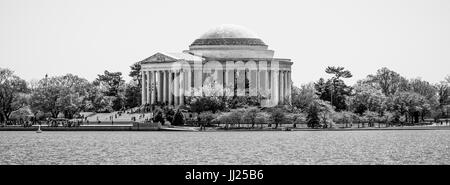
xmin=139 ymin=25 xmax=292 ymax=107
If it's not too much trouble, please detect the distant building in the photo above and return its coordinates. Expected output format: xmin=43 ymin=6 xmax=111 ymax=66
xmin=139 ymin=24 xmax=292 ymax=107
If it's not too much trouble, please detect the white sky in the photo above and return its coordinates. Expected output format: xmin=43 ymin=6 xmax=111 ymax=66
xmin=1 ymin=0 xmax=449 ymax=87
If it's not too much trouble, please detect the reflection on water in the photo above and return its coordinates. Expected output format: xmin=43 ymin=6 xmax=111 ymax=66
xmin=0 ymin=130 xmax=449 ymax=164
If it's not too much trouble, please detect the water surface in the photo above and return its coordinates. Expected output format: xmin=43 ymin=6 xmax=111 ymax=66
xmin=0 ymin=130 xmax=449 ymax=164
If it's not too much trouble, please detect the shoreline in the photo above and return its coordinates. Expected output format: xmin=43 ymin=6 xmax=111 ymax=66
xmin=1 ymin=125 xmax=449 ymax=132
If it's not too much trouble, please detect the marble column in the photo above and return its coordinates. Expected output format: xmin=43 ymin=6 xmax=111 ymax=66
xmin=141 ymin=71 xmax=146 ymax=105
xmin=157 ymin=71 xmax=163 ymax=103
xmin=249 ymin=69 xmax=257 ymax=96
xmin=237 ymin=68 xmax=245 ymax=96
xmin=186 ymin=69 xmax=192 ymax=97
xmin=284 ymin=71 xmax=288 ymax=104
xmin=287 ymin=71 xmax=291 ymax=104
xmin=279 ymin=71 xmax=282 ymax=104
xmin=284 ymin=71 xmax=289 ymax=104
xmin=264 ymin=69 xmax=269 ymax=98
xmin=151 ymin=71 xmax=156 ymax=104
xmin=271 ymin=70 xmax=278 ymax=105
xmin=168 ymin=71 xmax=174 ymax=106
xmin=174 ymin=71 xmax=179 ymax=106
xmin=193 ymin=63 xmax=203 ymax=97
xmin=256 ymin=67 xmax=259 ymax=93
xmin=284 ymin=71 xmax=287 ymax=104
xmin=225 ymin=66 xmax=235 ymax=97
xmin=179 ymin=70 xmax=185 ymax=105
xmin=163 ymin=70 xmax=168 ymax=104
xmin=147 ymin=71 xmax=151 ymax=104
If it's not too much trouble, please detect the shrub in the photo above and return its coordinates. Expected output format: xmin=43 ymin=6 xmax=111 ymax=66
xmin=152 ymin=108 xmax=164 ymax=124
xmin=189 ymin=96 xmax=226 ymax=114
xmin=163 ymin=108 xmax=176 ymax=124
xmin=306 ymin=102 xmax=321 ymax=128
xmin=306 ymin=99 xmax=335 ymax=128
xmin=242 ymin=107 xmax=260 ymax=128
xmin=214 ymin=110 xmax=244 ymax=128
xmin=382 ymin=111 xmax=395 ymax=126
xmin=172 ymin=109 xmax=186 ymax=126
xmin=228 ymin=96 xmax=260 ymax=109
xmin=228 ymin=110 xmax=244 ymax=127
xmin=213 ymin=112 xmax=230 ymax=127
xmin=255 ymin=111 xmax=271 ymax=128
xmin=291 ymin=113 xmax=307 ymax=128
xmin=198 ymin=111 xmax=218 ymax=126
xmin=270 ymin=108 xmax=285 ymax=128
xmin=363 ymin=111 xmax=379 ymax=127
xmin=333 ymin=111 xmax=356 ymax=127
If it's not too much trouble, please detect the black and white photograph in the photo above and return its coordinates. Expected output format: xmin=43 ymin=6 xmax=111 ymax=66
xmin=0 ymin=0 xmax=449 ymax=183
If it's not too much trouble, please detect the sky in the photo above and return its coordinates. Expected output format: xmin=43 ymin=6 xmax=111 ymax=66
xmin=1 ymin=0 xmax=449 ymax=87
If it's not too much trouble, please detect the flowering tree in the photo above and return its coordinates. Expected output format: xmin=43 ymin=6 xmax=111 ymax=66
xmin=291 ymin=83 xmax=318 ymax=111
xmin=30 ymin=74 xmax=90 ymax=118
xmin=348 ymin=83 xmax=387 ymax=115
xmin=0 ymin=68 xmax=28 ymax=122
xmin=188 ymin=79 xmax=232 ymax=113
xmin=389 ymin=91 xmax=430 ymax=124
xmin=306 ymin=99 xmax=335 ymax=128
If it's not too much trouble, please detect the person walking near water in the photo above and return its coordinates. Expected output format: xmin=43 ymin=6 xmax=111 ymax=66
xmin=197 ymin=117 xmax=204 ymax=131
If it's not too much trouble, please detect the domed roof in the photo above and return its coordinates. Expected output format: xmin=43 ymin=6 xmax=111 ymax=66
xmin=190 ymin=24 xmax=267 ymax=46
xmin=199 ymin=24 xmax=259 ymax=39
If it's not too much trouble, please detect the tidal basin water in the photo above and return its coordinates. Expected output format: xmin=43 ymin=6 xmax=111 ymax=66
xmin=1 ymin=130 xmax=449 ymax=165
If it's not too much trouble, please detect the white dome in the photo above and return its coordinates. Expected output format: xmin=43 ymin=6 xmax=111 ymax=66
xmin=199 ymin=24 xmax=260 ymax=39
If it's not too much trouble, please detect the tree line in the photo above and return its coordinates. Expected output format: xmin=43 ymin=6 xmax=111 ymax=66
xmin=0 ymin=67 xmax=142 ymax=122
xmin=292 ymin=67 xmax=450 ymax=128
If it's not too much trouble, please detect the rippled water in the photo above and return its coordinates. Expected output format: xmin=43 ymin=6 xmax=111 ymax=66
xmin=0 ymin=130 xmax=449 ymax=164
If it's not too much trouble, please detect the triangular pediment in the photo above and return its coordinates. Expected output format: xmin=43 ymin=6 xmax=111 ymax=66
xmin=141 ymin=52 xmax=177 ymax=63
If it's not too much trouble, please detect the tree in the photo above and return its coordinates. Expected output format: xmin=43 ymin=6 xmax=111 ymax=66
xmin=306 ymin=99 xmax=335 ymax=128
xmin=315 ymin=66 xmax=353 ymax=111
xmin=30 ymin=74 xmax=90 ymax=119
xmin=242 ymin=107 xmax=259 ymax=128
xmin=435 ymin=80 xmax=450 ymax=118
xmin=0 ymin=68 xmax=28 ymax=122
xmin=333 ymin=111 xmax=356 ymax=128
xmin=189 ymin=96 xmax=226 ymax=114
xmin=389 ymin=91 xmax=430 ymax=124
xmin=59 ymin=74 xmax=91 ymax=118
xmin=291 ymin=83 xmax=318 ymax=111
xmin=188 ymin=80 xmax=231 ymax=113
xmin=363 ymin=111 xmax=379 ymax=127
xmin=270 ymin=108 xmax=285 ymax=129
xmin=436 ymin=81 xmax=449 ymax=106
xmin=348 ymin=83 xmax=387 ymax=115
xmin=124 ymin=81 xmax=141 ymax=108
xmin=172 ymin=109 xmax=186 ymax=126
xmin=365 ymin=67 xmax=409 ymax=96
xmin=306 ymin=102 xmax=321 ymax=128
xmin=325 ymin=66 xmax=352 ymax=79
xmin=408 ymin=78 xmax=439 ymax=119
xmin=198 ymin=111 xmax=217 ymax=126
xmin=95 ymin=70 xmax=124 ymax=96
xmin=291 ymin=112 xmax=307 ymax=128
xmin=83 ymin=83 xmax=108 ymax=112
xmin=129 ymin=62 xmax=142 ymax=85
xmin=94 ymin=70 xmax=125 ymax=111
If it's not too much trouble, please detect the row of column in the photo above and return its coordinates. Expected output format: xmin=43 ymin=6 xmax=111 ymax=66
xmin=141 ymin=68 xmax=291 ymax=107
xmin=141 ymin=70 xmax=188 ymax=106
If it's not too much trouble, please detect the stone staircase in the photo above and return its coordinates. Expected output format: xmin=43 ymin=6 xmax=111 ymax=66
xmin=83 ymin=108 xmax=153 ymax=124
